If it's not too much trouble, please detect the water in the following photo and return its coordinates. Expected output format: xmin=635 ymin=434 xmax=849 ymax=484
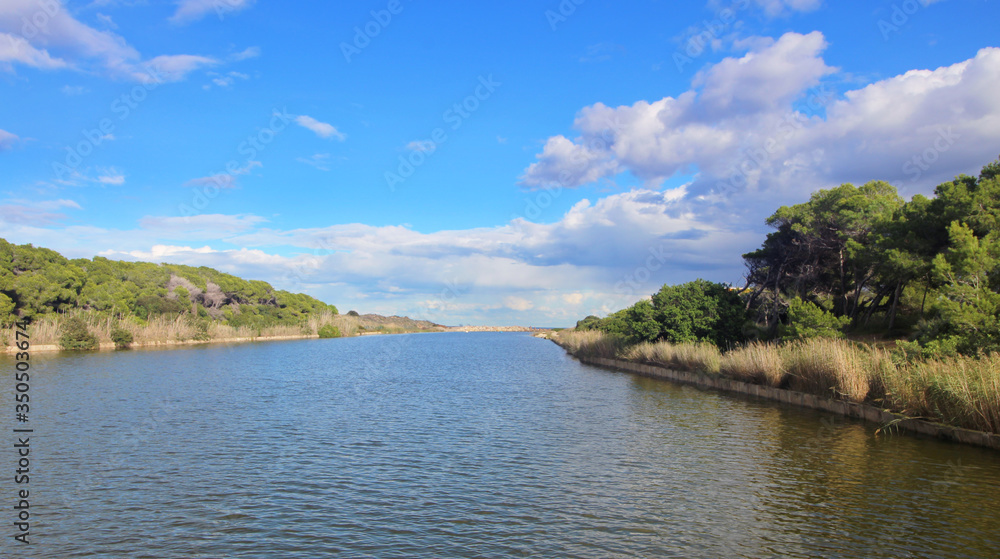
xmin=3 ymin=332 xmax=999 ymax=558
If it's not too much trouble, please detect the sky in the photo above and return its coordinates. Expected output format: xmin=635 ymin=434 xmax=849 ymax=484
xmin=1 ymin=0 xmax=998 ymax=326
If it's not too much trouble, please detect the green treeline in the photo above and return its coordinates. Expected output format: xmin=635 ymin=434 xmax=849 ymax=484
xmin=0 ymin=239 xmax=337 ymax=330
xmin=579 ymin=156 xmax=1000 ymax=358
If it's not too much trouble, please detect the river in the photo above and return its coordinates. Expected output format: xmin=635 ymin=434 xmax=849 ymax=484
xmin=4 ymin=332 xmax=999 ymax=558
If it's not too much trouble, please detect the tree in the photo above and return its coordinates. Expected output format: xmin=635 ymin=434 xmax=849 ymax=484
xmin=651 ymin=279 xmax=746 ymax=347
xmin=778 ymin=298 xmax=851 ymax=341
xmin=743 ymin=181 xmax=905 ymax=330
xmin=59 ymin=317 xmax=99 ymax=350
xmin=917 ymin=222 xmax=1000 ymax=354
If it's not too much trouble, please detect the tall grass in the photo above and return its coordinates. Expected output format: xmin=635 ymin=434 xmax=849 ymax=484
xmin=554 ymin=329 xmax=1000 ymax=434
xmin=720 ymin=342 xmax=786 ymax=386
xmin=554 ymin=330 xmax=627 ymax=359
xmin=0 ymin=309 xmax=434 ymax=351
xmin=622 ymin=341 xmax=722 ymax=374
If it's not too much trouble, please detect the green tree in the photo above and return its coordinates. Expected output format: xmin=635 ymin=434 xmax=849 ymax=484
xmin=59 ymin=317 xmax=99 ymax=350
xmin=917 ymin=222 xmax=1000 ymax=354
xmin=651 ymin=279 xmax=746 ymax=347
xmin=778 ymin=298 xmax=851 ymax=341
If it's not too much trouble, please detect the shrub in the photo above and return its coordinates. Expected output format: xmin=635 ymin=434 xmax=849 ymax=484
xmin=347 ymin=310 xmax=360 ymax=317
xmin=652 ymin=279 xmax=747 ymax=347
xmin=779 ymin=298 xmax=850 ymax=341
xmin=318 ymin=325 xmax=342 ymax=339
xmin=110 ymin=327 xmax=134 ymax=350
xmin=59 ymin=317 xmax=99 ymax=350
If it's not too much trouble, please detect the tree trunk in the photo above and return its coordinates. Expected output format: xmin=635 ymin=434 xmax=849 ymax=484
xmin=887 ymin=280 xmax=903 ymax=331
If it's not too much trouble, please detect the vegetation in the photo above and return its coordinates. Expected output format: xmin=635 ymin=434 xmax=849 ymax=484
xmin=564 ymin=156 xmax=1000 ymax=435
xmin=59 ymin=317 xmax=99 ymax=351
xmin=0 ymin=240 xmax=337 ymax=329
xmin=557 ymin=330 xmax=1000 ymax=434
xmin=110 ymin=327 xmax=133 ymax=350
xmin=0 ymin=239 xmax=343 ymax=350
xmin=318 ymin=324 xmax=342 ymax=339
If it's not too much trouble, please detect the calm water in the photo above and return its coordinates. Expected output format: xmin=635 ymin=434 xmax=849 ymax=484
xmin=3 ymin=332 xmax=1000 ymax=558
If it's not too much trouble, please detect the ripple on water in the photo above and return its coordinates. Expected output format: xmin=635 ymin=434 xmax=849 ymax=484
xmin=6 ymin=333 xmax=1000 ymax=558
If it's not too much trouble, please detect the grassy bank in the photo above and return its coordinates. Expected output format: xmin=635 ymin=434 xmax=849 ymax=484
xmin=555 ymin=330 xmax=1000 ymax=435
xmin=2 ymin=311 xmax=445 ymax=352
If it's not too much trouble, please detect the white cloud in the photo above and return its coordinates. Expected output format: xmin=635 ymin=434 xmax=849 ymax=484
xmin=139 ymin=54 xmax=217 ymax=82
xmin=0 ymin=129 xmax=18 ymax=150
xmin=139 ymin=214 xmax=267 ymax=239
xmin=185 ymin=160 xmax=261 ymax=188
xmin=0 ymin=32 xmax=69 ymax=70
xmin=0 ymin=0 xmax=139 ymax=75
xmin=504 ymin=296 xmax=535 ymax=312
xmin=523 ymin=34 xmax=1000 ymax=202
xmin=98 ymin=173 xmax=125 ymax=185
xmin=0 ymin=1 xmax=223 ymax=81
xmin=61 ymin=85 xmax=88 ymax=95
xmin=751 ymin=0 xmax=823 ymax=17
xmin=229 ymin=46 xmax=259 ymax=61
xmin=0 ymin=198 xmax=81 ymax=226
xmin=296 ymin=153 xmax=332 ymax=171
xmin=95 ymin=13 xmax=117 ymax=29
xmin=170 ymin=0 xmax=255 ymax=25
xmin=405 ymin=140 xmax=436 ymax=152
xmin=295 ymin=115 xmax=346 ymax=141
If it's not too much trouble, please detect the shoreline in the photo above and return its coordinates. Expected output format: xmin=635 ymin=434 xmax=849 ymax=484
xmin=549 ymin=338 xmax=1000 ymax=452
xmin=1 ymin=333 xmax=321 ymax=355
xmin=2 ymin=327 xmax=546 ymax=355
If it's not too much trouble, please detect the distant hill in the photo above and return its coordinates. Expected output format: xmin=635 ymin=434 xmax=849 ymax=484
xmin=0 ymin=238 xmax=337 ymax=328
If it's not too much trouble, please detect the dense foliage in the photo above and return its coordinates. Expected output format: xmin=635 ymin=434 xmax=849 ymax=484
xmin=581 ymin=156 xmax=1000 ymax=356
xmin=579 ymin=279 xmax=746 ymax=347
xmin=59 ymin=317 xmax=99 ymax=350
xmin=0 ymin=240 xmax=338 ymax=329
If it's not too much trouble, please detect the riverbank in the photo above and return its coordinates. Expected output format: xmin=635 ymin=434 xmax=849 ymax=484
xmin=547 ymin=330 xmax=1000 ymax=450
xmin=0 ymin=311 xmax=446 ymax=355
xmin=2 ymin=315 xmax=547 ymax=354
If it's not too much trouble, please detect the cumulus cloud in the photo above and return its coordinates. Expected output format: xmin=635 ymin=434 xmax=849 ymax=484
xmin=522 ymin=34 xmax=1000 ymax=205
xmin=504 ymin=296 xmax=535 ymax=311
xmin=295 ymin=115 xmax=346 ymax=141
xmin=170 ymin=0 xmax=255 ymax=24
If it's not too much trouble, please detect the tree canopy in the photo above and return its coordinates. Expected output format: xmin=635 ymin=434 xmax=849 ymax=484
xmin=0 ymin=240 xmax=337 ymax=328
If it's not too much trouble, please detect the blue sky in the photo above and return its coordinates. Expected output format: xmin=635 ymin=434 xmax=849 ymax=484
xmin=1 ymin=0 xmax=998 ymax=326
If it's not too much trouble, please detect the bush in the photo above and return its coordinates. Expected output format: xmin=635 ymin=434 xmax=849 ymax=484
xmin=347 ymin=310 xmax=360 ymax=317
xmin=318 ymin=325 xmax=342 ymax=339
xmin=59 ymin=317 xmax=99 ymax=350
xmin=110 ymin=327 xmax=133 ymax=350
xmin=779 ymin=298 xmax=851 ymax=341
xmin=651 ymin=279 xmax=747 ymax=347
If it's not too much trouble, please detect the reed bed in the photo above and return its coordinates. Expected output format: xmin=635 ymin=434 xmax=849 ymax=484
xmin=719 ymin=342 xmax=786 ymax=386
xmin=622 ymin=341 xmax=722 ymax=375
xmin=555 ymin=329 xmax=1000 ymax=434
